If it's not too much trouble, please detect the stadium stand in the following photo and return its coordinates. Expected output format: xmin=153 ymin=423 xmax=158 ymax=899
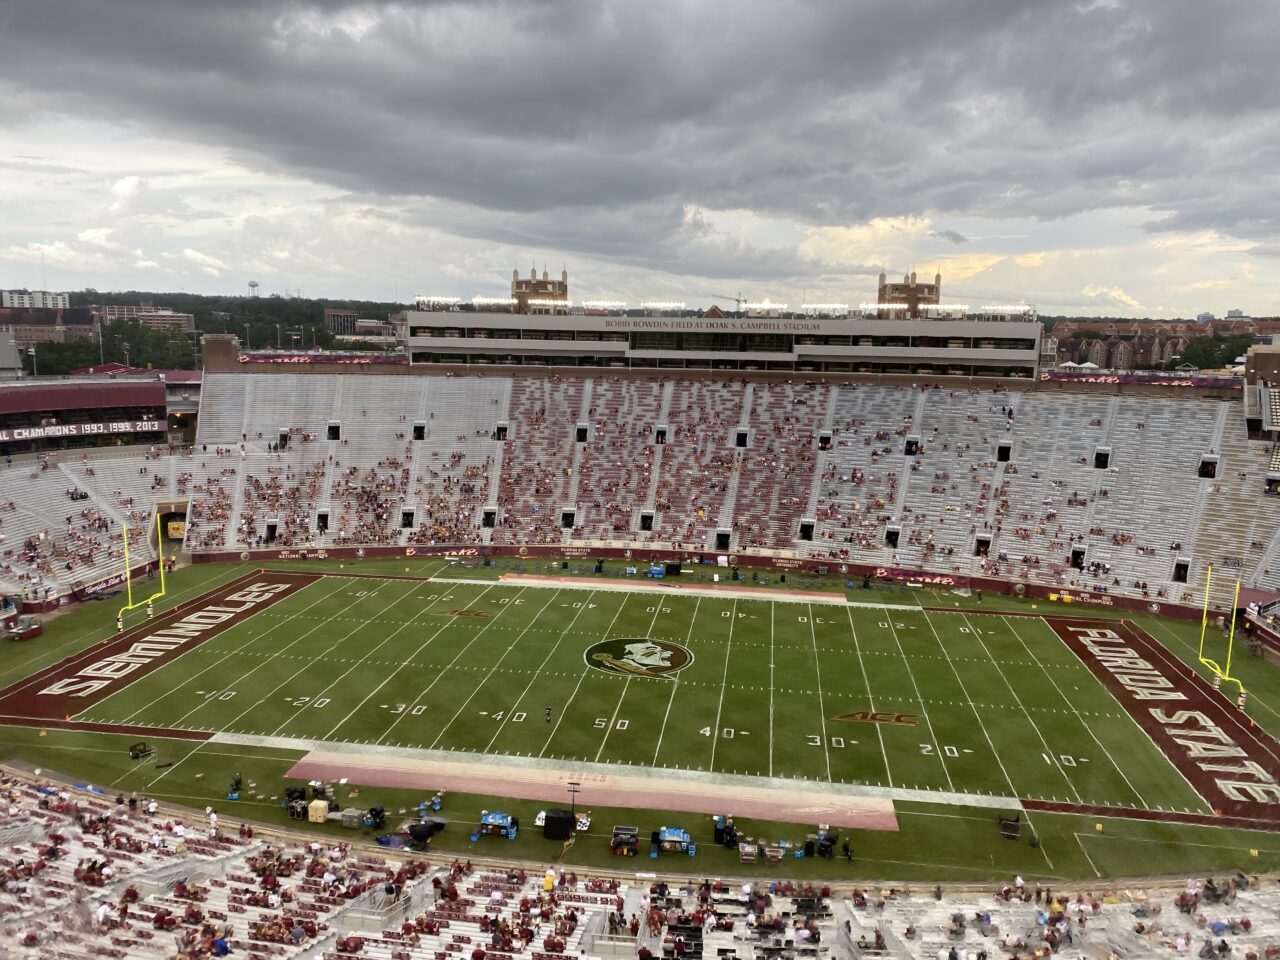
xmin=5 ymin=371 xmax=1279 ymax=613
xmin=163 ymin=373 xmax=1280 ymax=611
xmin=6 ymin=765 xmax=1280 ymax=960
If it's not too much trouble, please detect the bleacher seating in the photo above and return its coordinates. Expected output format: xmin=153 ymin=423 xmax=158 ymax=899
xmin=9 ymin=371 xmax=1279 ymax=610
xmin=6 ymin=761 xmax=1278 ymax=960
xmin=166 ymin=373 xmax=1280 ymax=608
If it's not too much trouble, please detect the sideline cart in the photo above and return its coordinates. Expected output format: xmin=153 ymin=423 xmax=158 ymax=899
xmin=610 ymin=825 xmax=639 ymax=857
xmin=650 ymin=826 xmax=695 ymax=858
xmin=470 ymin=810 xmax=518 ymax=842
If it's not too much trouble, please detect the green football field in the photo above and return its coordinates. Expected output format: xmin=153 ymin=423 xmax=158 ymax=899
xmin=9 ymin=556 xmax=1280 ymax=881
xmin=69 ymin=571 xmax=1207 ymax=814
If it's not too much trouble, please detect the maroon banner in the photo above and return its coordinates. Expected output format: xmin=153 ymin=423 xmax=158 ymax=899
xmin=1041 ymin=371 xmax=1242 ymax=389
xmin=238 ymin=353 xmax=407 ymax=365
xmin=0 ymin=419 xmax=163 ymax=442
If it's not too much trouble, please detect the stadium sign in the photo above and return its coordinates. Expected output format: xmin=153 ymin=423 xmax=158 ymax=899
xmin=584 ymin=638 xmax=693 ymax=678
xmin=601 ymin=318 xmax=821 ymax=333
xmin=0 ymin=419 xmax=162 ymax=442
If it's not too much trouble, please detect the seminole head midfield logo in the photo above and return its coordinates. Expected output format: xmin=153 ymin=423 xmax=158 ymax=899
xmin=584 ymin=638 xmax=693 ymax=678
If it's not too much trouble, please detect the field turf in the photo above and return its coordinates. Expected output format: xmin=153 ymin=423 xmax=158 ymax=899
xmin=2 ymin=556 xmax=1279 ymax=881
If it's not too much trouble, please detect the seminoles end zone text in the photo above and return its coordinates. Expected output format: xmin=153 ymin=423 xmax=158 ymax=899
xmin=38 ymin=581 xmax=297 ymax=699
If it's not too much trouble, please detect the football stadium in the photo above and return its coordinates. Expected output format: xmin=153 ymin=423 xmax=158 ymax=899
xmin=3 ymin=318 xmax=1280 ymax=959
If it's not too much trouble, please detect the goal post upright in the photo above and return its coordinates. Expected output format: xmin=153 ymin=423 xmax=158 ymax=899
xmin=1197 ymin=563 xmax=1213 ymax=663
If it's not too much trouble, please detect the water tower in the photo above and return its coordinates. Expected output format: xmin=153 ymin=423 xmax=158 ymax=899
xmin=248 ymin=280 xmax=260 ymax=298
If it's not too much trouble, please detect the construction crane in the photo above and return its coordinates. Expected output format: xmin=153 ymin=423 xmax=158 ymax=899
xmin=709 ymin=293 xmax=746 ymax=314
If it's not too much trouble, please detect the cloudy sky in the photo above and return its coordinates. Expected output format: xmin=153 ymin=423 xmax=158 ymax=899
xmin=0 ymin=0 xmax=1276 ymax=316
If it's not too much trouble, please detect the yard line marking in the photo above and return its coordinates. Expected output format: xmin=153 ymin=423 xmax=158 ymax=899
xmin=1005 ymin=616 xmax=1148 ymax=808
xmin=538 ymin=594 xmax=634 ymax=757
xmin=882 ymin=613 xmax=954 ymax=792
xmin=806 ymin=603 xmax=833 ymax=783
xmin=110 ymin=577 xmax=339 ymax=725
xmin=593 ymin=596 xmax=671 ymax=763
xmin=317 ymin=585 xmax=498 ymax=740
xmin=918 ymin=609 xmax=1020 ymax=795
xmin=1073 ymin=832 xmax=1103 ymax=878
xmin=145 ymin=578 xmax=415 ymax=785
xmin=378 ymin=588 xmax=532 ymax=747
xmin=427 ymin=590 xmax=561 ymax=750
xmin=594 ymin=677 xmax=632 ymax=763
xmin=709 ymin=600 xmax=738 ymax=771
xmin=845 ymin=605 xmax=892 ymax=788
xmin=954 ymin=612 xmax=1081 ymax=804
xmin=651 ymin=597 xmax=701 ymax=768
xmin=917 ymin=609 xmax=1054 ymax=871
xmin=484 ymin=590 xmax=610 ymax=754
xmin=768 ymin=601 xmax=775 ymax=778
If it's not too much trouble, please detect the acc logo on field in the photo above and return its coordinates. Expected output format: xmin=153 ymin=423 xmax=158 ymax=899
xmin=584 ymin=638 xmax=693 ymax=679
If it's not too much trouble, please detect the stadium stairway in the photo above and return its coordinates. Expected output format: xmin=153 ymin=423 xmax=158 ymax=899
xmin=1191 ymin=406 xmax=1279 ymax=606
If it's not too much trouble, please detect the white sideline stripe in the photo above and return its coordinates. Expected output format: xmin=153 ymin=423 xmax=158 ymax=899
xmin=207 ymin=730 xmax=1025 ymax=811
xmin=427 ymin=574 xmax=920 ymax=609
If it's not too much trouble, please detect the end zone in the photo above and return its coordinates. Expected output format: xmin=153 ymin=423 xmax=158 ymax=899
xmin=0 ymin=570 xmax=319 ymax=721
xmin=1048 ymin=617 xmax=1280 ymax=824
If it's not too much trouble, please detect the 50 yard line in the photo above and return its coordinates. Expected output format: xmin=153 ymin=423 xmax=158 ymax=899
xmin=592 ymin=596 xmax=669 ymax=763
xmin=538 ymin=594 xmax=634 ymax=758
xmin=651 ymin=596 xmax=701 ymax=768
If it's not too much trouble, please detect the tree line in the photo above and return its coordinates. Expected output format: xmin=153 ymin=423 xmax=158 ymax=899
xmin=21 ymin=291 xmax=404 ymax=376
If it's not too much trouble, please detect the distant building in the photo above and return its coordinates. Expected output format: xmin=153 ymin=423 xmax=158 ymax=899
xmin=92 ymin=301 xmax=195 ymax=333
xmin=1053 ymin=317 xmax=1280 ymax=370
xmin=335 ymin=318 xmax=397 ymax=347
xmin=323 ymin=308 xmax=360 ymax=335
xmin=0 ymin=307 xmax=98 ymax=347
xmin=1227 ymin=308 xmax=1246 ymax=319
xmin=1 ymin=290 xmax=70 ymax=309
xmin=1196 ymin=312 xmax=1214 ymax=324
xmin=0 ymin=332 xmax=22 ymax=381
xmin=876 ymin=270 xmax=941 ymax=318
xmin=512 ymin=265 xmax=569 ymax=315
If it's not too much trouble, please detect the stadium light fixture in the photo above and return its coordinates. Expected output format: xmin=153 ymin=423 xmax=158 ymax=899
xmin=580 ymin=300 xmax=627 ymax=309
xmin=640 ymin=301 xmax=686 ymax=310
xmin=979 ymin=304 xmax=1034 ymax=313
xmin=800 ymin=303 xmax=850 ymax=312
xmin=528 ymin=298 xmax=572 ymax=307
xmin=416 ymin=295 xmax=461 ymax=306
xmin=744 ymin=300 xmax=787 ymax=310
xmin=858 ymin=302 xmax=910 ymax=310
xmin=472 ymin=296 xmax=517 ymax=306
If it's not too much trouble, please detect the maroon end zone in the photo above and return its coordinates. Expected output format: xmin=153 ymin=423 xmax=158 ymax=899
xmin=0 ymin=570 xmax=319 ymax=722
xmin=1049 ymin=618 xmax=1280 ymax=824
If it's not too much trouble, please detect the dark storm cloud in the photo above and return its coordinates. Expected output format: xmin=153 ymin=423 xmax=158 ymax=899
xmin=1 ymin=0 xmax=1277 ymax=272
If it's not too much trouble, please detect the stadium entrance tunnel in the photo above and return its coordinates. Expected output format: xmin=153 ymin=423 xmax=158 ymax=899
xmin=157 ymin=507 xmax=187 ymax=544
